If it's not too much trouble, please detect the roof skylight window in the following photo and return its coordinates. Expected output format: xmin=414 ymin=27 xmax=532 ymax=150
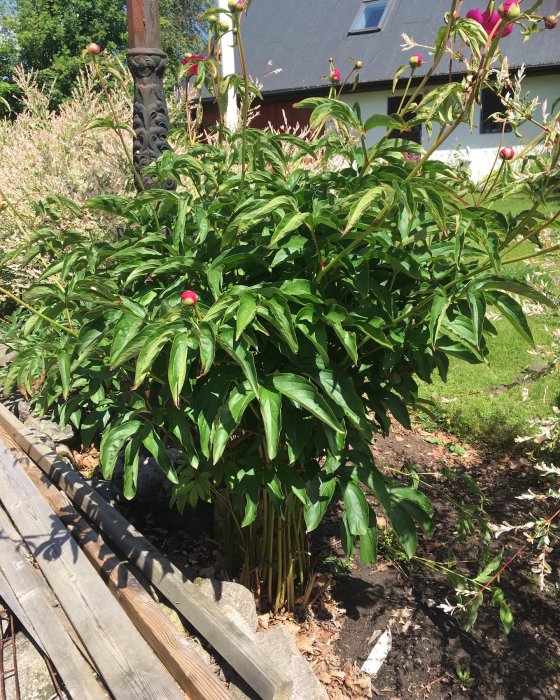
xmin=350 ymin=0 xmax=389 ymax=34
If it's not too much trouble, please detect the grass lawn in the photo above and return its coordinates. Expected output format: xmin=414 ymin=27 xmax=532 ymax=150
xmin=417 ymin=198 xmax=560 ymax=449
xmin=418 ymin=316 xmax=560 ymax=448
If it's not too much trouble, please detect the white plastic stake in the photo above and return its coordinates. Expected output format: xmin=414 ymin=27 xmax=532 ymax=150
xmin=361 ymin=628 xmax=392 ymax=676
xmin=217 ymin=0 xmax=238 ymax=129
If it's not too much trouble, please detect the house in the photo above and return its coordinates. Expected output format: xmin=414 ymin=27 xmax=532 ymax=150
xmin=225 ymin=0 xmax=560 ymax=179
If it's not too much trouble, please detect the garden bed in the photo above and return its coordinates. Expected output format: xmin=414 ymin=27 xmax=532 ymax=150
xmin=315 ymin=425 xmax=560 ymax=699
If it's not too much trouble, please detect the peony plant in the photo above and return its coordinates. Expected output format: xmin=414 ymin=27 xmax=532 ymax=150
xmin=2 ymin=1 xmax=559 ymax=618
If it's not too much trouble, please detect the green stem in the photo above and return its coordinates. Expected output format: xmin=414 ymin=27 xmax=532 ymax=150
xmin=0 ymin=286 xmax=77 ymax=336
xmin=93 ymin=59 xmax=144 ymax=191
xmin=235 ymin=13 xmax=250 ymax=190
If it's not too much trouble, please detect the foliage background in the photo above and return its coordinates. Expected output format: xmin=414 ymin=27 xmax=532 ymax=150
xmin=0 ymin=0 xmax=209 ymax=111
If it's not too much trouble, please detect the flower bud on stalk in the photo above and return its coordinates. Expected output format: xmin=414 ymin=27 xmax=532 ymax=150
xmin=409 ymin=53 xmax=424 ymax=68
xmin=499 ymin=146 xmax=515 ymax=161
xmin=498 ymin=2 xmax=521 ymax=20
xmin=330 ymin=69 xmax=341 ymax=83
xmin=180 ymin=291 xmax=198 ymax=306
xmin=545 ymin=15 xmax=558 ymax=29
xmin=228 ymin=0 xmax=244 ymax=11
xmin=87 ymin=42 xmax=101 ymax=54
xmin=355 ymin=60 xmax=363 ymax=70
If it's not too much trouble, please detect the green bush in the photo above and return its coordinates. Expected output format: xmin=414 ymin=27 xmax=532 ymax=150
xmin=2 ymin=3 xmax=559 ymax=614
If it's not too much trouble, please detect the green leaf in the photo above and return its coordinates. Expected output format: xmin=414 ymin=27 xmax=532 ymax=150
xmin=341 ymin=482 xmax=369 ymax=536
xmin=474 ymin=552 xmax=502 ymax=585
xmin=359 ymin=511 xmax=377 ymax=565
xmin=109 ymin=312 xmax=146 ymax=367
xmin=57 ymin=351 xmax=70 ymax=400
xmin=304 ymin=475 xmax=337 ymax=532
xmin=259 ymin=384 xmax=282 ymax=461
xmin=217 ymin=327 xmax=259 ymax=397
xmin=364 ymin=113 xmax=406 ymax=132
xmin=389 ymin=486 xmax=434 ymax=517
xmin=132 ymin=327 xmax=175 ymax=389
xmin=316 ymin=369 xmax=368 ymax=432
xmin=388 ymin=504 xmax=418 ymax=559
xmin=272 ymin=373 xmax=344 ymax=433
xmin=466 ymin=288 xmax=486 ymax=347
xmin=429 ymin=294 xmax=450 ymax=345
xmin=270 ymin=212 xmax=310 ymax=246
xmin=340 ymin=511 xmax=356 ymax=557
xmin=493 ymin=588 xmax=514 ymax=635
xmin=236 ymin=293 xmax=258 ymax=340
xmin=263 ymin=296 xmax=299 ymax=353
xmin=478 ymin=279 xmax=554 ymax=307
xmin=168 ymin=332 xmax=191 ymax=407
xmin=123 ymin=435 xmax=142 ymax=500
xmin=196 ymin=322 xmax=215 ymax=375
xmin=212 ymin=383 xmax=256 ymax=464
xmin=488 ymin=293 xmax=533 ymax=345
xmin=143 ymin=428 xmax=179 ymax=484
xmin=343 ymin=187 xmax=385 ymax=234
xmin=100 ymin=420 xmax=142 ymax=479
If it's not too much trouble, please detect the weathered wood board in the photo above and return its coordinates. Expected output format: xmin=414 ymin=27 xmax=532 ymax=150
xmin=17 ymin=447 xmax=230 ymax=700
xmin=0 ymin=507 xmax=108 ymax=699
xmin=0 ymin=402 xmax=293 ymax=700
xmin=0 ymin=441 xmax=184 ymax=700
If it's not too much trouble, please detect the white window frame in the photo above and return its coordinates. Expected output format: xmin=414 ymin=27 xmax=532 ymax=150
xmin=349 ymin=0 xmax=392 ymax=35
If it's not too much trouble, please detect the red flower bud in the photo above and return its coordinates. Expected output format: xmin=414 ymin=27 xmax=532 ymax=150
xmin=180 ymin=290 xmax=198 ymax=306
xmin=499 ymin=146 xmax=515 ymax=161
xmin=409 ymin=53 xmax=424 ymax=68
xmin=87 ymin=43 xmax=101 ymax=55
xmin=182 ymin=54 xmax=206 ymax=77
xmin=330 ymin=69 xmax=341 ymax=83
xmin=545 ymin=15 xmax=558 ymax=29
xmin=498 ymin=2 xmax=521 ymax=20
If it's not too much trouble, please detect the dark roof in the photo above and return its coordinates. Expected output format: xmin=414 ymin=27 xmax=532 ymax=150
xmin=241 ymin=0 xmax=560 ymax=96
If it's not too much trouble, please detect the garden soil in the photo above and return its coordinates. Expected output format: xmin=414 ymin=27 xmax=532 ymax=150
xmin=318 ymin=425 xmax=560 ymax=700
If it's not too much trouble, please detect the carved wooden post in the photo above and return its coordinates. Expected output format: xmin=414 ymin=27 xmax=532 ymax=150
xmin=126 ymin=0 xmax=173 ymax=189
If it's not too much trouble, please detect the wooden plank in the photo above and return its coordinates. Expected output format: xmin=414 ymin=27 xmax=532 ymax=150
xmin=17 ymin=450 xmax=230 ymax=700
xmin=0 ymin=507 xmax=108 ymax=700
xmin=0 ymin=403 xmax=293 ymax=700
xmin=0 ymin=442 xmax=185 ymax=700
xmin=0 ymin=570 xmax=45 ymax=653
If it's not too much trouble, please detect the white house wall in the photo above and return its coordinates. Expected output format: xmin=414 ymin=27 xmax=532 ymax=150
xmin=342 ymin=74 xmax=560 ymax=181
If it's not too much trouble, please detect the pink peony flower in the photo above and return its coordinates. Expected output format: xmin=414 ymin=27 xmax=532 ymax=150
xmin=182 ymin=54 xmax=206 ymax=77
xmin=409 ymin=53 xmax=424 ymax=68
xmin=466 ymin=8 xmax=485 ymax=24
xmin=180 ymin=290 xmax=198 ymax=306
xmin=466 ymin=4 xmax=515 ymax=37
xmin=86 ymin=43 xmax=101 ymax=54
xmin=499 ymin=146 xmax=515 ymax=160
xmin=330 ymin=69 xmax=341 ymax=83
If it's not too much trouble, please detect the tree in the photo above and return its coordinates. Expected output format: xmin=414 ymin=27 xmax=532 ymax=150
xmin=2 ymin=0 xmax=208 ymax=108
xmin=160 ymin=0 xmax=210 ymax=73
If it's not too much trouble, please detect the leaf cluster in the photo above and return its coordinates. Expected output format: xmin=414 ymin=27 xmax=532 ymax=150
xmin=2 ymin=96 xmax=554 ymax=565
